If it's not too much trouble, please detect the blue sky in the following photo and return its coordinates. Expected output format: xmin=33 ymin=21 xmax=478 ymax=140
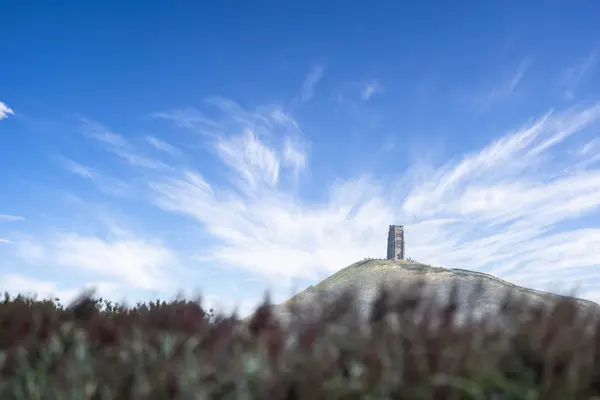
xmin=1 ymin=2 xmax=600 ymax=316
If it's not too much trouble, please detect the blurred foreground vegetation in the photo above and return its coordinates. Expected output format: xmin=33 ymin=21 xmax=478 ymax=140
xmin=0 ymin=281 xmax=599 ymax=399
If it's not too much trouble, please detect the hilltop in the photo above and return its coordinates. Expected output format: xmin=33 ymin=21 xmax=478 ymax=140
xmin=267 ymin=258 xmax=599 ymax=323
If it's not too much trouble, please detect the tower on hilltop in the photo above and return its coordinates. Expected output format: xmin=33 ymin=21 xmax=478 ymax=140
xmin=386 ymin=225 xmax=405 ymax=260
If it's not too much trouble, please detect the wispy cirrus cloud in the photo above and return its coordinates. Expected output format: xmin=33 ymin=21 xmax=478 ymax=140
xmin=332 ymin=79 xmax=385 ymax=128
xmin=60 ymin=158 xmax=134 ymax=197
xmin=560 ymin=50 xmax=597 ymax=99
xmin=140 ymin=97 xmax=600 ymax=303
xmin=299 ymin=65 xmax=324 ymax=103
xmin=361 ymin=80 xmax=384 ymax=101
xmin=146 ymin=136 xmax=182 ymax=157
xmin=475 ymin=58 xmax=531 ymax=106
xmin=336 ymin=79 xmax=384 ymax=104
xmin=282 ymin=136 xmax=307 ymax=178
xmin=7 ymin=1 xmax=600 ymax=321
xmin=7 ymin=97 xmax=600 ymax=315
xmin=0 ymin=214 xmax=24 ymax=222
xmin=152 ymin=108 xmax=223 ymax=136
xmin=62 ymin=159 xmax=94 ymax=178
xmin=0 ymin=101 xmax=14 ymax=120
xmin=402 ymin=103 xmax=600 ymax=292
xmin=80 ymin=119 xmax=171 ymax=170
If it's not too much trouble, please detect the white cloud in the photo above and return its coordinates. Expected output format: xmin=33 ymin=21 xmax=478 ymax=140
xmin=0 ymin=214 xmax=24 ymax=222
xmin=63 ymin=159 xmax=94 ymax=178
xmin=402 ymin=104 xmax=600 ymax=217
xmin=7 ymin=229 xmax=180 ymax=294
xmin=399 ymin=103 xmax=600 ymax=291
xmin=61 ymin=158 xmax=134 ymax=197
xmin=54 ymin=233 xmax=177 ymax=291
xmin=15 ymin=240 xmax=46 ymax=264
xmin=560 ymin=51 xmax=596 ymax=99
xmin=577 ymin=138 xmax=600 ymax=157
xmin=81 ymin=119 xmax=171 ymax=170
xmin=81 ymin=119 xmax=127 ymax=147
xmin=300 ymin=65 xmax=324 ymax=102
xmin=570 ymin=138 xmax=600 ymax=172
xmin=282 ymin=136 xmax=307 ymax=176
xmin=0 ymin=101 xmax=14 ymax=120
xmin=146 ymin=136 xmax=181 ymax=156
xmin=153 ymin=108 xmax=223 ymax=135
xmin=145 ymin=99 xmax=600 ymax=301
xmin=147 ymin=102 xmax=394 ymax=284
xmin=214 ymin=129 xmax=281 ymax=194
xmin=361 ymin=80 xmax=384 ymax=101
xmin=26 ymin=95 xmax=600 ymax=311
xmin=151 ymin=165 xmax=390 ymax=284
xmin=332 ymin=79 xmax=386 ymax=124
xmin=479 ymin=58 xmax=530 ymax=105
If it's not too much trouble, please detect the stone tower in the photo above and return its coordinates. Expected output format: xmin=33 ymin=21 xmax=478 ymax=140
xmin=386 ymin=225 xmax=405 ymax=260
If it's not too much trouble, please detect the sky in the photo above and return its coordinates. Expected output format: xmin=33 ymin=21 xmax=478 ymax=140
xmin=1 ymin=2 xmax=600 ymax=317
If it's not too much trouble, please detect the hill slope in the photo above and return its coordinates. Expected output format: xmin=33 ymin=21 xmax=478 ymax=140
xmin=271 ymin=259 xmax=599 ymax=322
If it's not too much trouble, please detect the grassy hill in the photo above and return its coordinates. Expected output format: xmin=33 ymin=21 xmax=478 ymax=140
xmin=270 ymin=258 xmax=599 ymax=323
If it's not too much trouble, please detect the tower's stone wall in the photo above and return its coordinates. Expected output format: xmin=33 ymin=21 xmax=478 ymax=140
xmin=386 ymin=225 xmax=405 ymax=260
